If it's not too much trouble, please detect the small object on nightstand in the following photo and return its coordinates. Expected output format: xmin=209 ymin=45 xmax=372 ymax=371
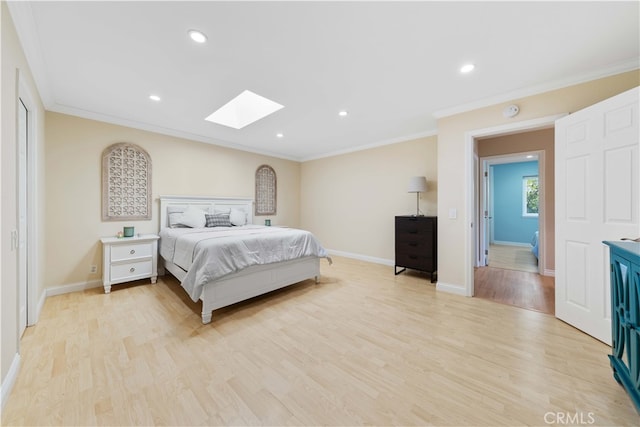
xmin=123 ymin=226 xmax=135 ymax=237
xmin=100 ymin=234 xmax=159 ymax=294
xmin=265 ymin=219 xmax=271 ymax=226
xmin=116 ymin=231 xmax=123 ymax=238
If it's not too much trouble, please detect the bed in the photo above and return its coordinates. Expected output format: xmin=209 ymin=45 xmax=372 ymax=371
xmin=531 ymin=230 xmax=539 ymax=259
xmin=158 ymin=195 xmax=330 ymax=323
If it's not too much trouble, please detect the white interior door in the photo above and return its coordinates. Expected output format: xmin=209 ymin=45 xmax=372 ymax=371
xmin=555 ymin=87 xmax=639 ymax=344
xmin=18 ymin=98 xmax=28 ymax=337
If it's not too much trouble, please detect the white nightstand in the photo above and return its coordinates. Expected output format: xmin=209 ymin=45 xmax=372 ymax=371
xmin=100 ymin=234 xmax=159 ymax=294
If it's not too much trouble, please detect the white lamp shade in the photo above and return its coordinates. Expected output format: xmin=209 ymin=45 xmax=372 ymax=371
xmin=408 ymin=176 xmax=427 ymax=193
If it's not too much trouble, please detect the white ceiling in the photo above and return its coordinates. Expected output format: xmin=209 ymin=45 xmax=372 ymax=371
xmin=9 ymin=1 xmax=639 ymax=161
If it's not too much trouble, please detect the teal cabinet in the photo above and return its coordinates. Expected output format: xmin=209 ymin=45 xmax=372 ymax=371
xmin=604 ymin=241 xmax=640 ymax=413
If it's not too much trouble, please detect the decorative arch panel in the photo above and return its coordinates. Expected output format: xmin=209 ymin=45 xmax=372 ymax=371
xmin=102 ymin=142 xmax=152 ymax=221
xmin=255 ymin=164 xmax=276 ymax=216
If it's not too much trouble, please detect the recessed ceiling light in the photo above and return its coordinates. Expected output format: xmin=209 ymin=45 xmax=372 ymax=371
xmin=338 ymin=110 xmax=348 ymax=117
xmin=205 ymin=90 xmax=284 ymax=129
xmin=276 ymin=133 xmax=284 ymax=138
xmin=188 ymin=29 xmax=207 ymax=44
xmin=149 ymin=94 xmax=161 ymax=102
xmin=460 ymin=63 xmax=475 ymax=73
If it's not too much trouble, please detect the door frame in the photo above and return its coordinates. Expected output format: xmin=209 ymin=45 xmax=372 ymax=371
xmin=479 ymin=151 xmax=544 ymax=274
xmin=18 ymin=76 xmax=39 ymax=327
xmin=464 ymin=114 xmax=566 ymax=296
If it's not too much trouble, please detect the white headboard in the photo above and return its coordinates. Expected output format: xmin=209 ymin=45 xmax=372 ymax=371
xmin=159 ymin=195 xmax=254 ymax=231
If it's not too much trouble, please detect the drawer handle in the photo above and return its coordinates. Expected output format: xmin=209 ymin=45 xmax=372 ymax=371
xmin=130 ymin=267 xmax=135 ymax=273
xmin=130 ymin=249 xmax=136 ymax=255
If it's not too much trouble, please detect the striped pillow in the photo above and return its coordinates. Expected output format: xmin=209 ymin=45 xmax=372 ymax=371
xmin=205 ymin=212 xmax=231 ymax=227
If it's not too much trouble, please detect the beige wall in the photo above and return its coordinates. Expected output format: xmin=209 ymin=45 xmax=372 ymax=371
xmin=44 ymin=112 xmax=301 ymax=288
xmin=1 ymin=3 xmax=47 ymax=391
xmin=300 ymin=136 xmax=437 ymax=262
xmin=437 ymin=70 xmax=639 ymax=292
xmin=478 ymin=128 xmax=555 ymax=272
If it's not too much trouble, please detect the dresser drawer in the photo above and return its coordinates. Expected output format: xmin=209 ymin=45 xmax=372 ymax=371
xmin=396 ymin=240 xmax=434 ymax=257
xmin=395 ymin=253 xmax=434 ymax=271
xmin=396 ymin=218 xmax=431 ymax=233
xmin=111 ymin=242 xmax=153 ymax=262
xmin=110 ymin=260 xmax=153 ymax=283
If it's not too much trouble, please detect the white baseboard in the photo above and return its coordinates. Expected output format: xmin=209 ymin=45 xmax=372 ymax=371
xmin=32 ymin=290 xmax=47 ymax=326
xmin=491 ymin=240 xmax=532 ymax=247
xmin=327 ymin=249 xmax=394 ymax=266
xmin=327 ymin=251 xmax=472 ymax=298
xmin=1 ymin=353 xmax=21 ymax=412
xmin=436 ymin=281 xmax=469 ymax=296
xmin=45 ymin=279 xmax=103 ymax=298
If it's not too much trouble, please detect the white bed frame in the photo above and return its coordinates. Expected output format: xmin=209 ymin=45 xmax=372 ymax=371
xmin=159 ymin=195 xmax=321 ymax=323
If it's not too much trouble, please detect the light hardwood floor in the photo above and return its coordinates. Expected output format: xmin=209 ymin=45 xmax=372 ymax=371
xmin=474 ymin=267 xmax=555 ymax=315
xmin=3 ymin=256 xmax=637 ymax=426
xmin=488 ymin=244 xmax=539 ymax=273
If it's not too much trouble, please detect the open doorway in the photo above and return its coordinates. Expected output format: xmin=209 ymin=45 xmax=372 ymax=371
xmin=481 ymin=153 xmax=540 ymax=273
xmin=473 ymin=128 xmax=555 ymax=314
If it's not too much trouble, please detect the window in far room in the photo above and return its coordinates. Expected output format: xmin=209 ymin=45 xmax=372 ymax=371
xmin=523 ymin=175 xmax=539 ymax=217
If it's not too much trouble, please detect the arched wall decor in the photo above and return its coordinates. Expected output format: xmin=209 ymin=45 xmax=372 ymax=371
xmin=102 ymin=142 xmax=152 ymax=221
xmin=255 ymin=164 xmax=277 ymax=216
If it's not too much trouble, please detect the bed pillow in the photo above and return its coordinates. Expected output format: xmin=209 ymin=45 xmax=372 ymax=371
xmin=168 ymin=212 xmax=189 ymax=228
xmin=229 ymin=208 xmax=247 ymax=226
xmin=177 ymin=206 xmax=207 ymax=228
xmin=205 ymin=212 xmax=232 ymax=227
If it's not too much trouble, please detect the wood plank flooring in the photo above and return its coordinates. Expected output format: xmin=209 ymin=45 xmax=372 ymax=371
xmin=474 ymin=267 xmax=555 ymax=315
xmin=488 ymin=244 xmax=539 ymax=273
xmin=2 ymin=256 xmax=637 ymax=426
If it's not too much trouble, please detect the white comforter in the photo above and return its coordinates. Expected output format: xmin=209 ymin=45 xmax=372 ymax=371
xmin=159 ymin=225 xmax=330 ymax=301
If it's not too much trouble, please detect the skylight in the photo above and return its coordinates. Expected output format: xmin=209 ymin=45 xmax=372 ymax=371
xmin=205 ymin=90 xmax=284 ymax=129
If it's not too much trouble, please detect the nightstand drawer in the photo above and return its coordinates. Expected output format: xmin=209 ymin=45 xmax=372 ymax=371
xmin=110 ymin=260 xmax=153 ymax=283
xmin=111 ymin=242 xmax=153 ymax=262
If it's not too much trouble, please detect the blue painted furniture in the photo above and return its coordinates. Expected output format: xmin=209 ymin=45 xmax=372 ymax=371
xmin=603 ymin=240 xmax=640 ymax=413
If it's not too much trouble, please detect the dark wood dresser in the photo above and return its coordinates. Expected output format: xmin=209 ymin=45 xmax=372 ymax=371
xmin=395 ymin=216 xmax=437 ymax=282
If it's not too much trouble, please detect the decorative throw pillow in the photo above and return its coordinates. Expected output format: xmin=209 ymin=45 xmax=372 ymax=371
xmin=177 ymin=206 xmax=206 ymax=228
xmin=229 ymin=208 xmax=247 ymax=226
xmin=205 ymin=212 xmax=232 ymax=227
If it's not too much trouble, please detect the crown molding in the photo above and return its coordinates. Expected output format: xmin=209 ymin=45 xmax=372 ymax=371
xmin=433 ymin=59 xmax=640 ymax=119
xmin=300 ymin=129 xmax=438 ymax=162
xmin=48 ymin=103 xmax=302 ymax=162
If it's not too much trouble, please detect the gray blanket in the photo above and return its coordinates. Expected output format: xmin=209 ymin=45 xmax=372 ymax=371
xmin=159 ymin=225 xmax=330 ymax=301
